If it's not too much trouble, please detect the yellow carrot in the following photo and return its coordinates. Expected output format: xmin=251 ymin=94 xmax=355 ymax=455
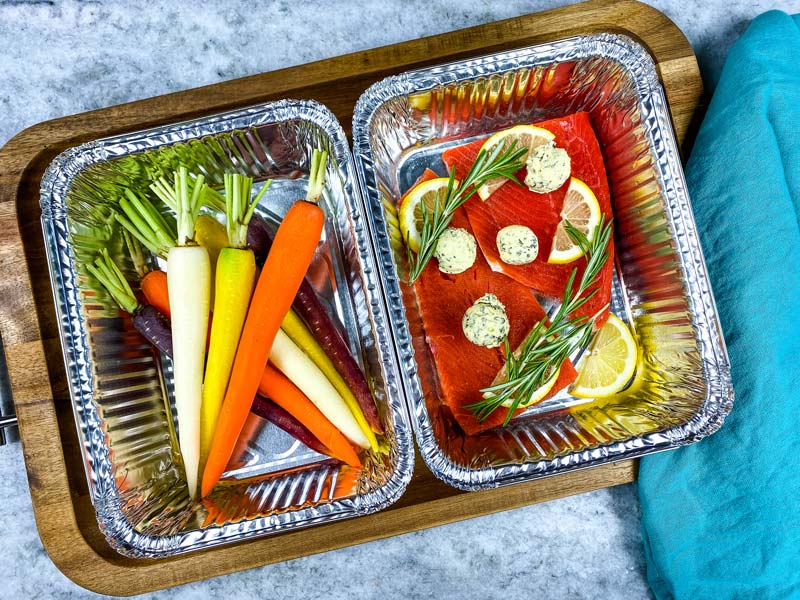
xmin=281 ymin=309 xmax=378 ymax=452
xmin=202 ymin=150 xmax=329 ymax=497
xmin=195 ymin=214 xmax=229 ymax=308
xmin=199 ymin=248 xmax=255 ymax=471
xmin=199 ymin=173 xmax=270 ymax=475
xmin=195 ymin=213 xmax=229 ymax=265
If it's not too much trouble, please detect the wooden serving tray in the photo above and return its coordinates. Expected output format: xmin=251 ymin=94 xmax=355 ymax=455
xmin=0 ymin=0 xmax=702 ymax=595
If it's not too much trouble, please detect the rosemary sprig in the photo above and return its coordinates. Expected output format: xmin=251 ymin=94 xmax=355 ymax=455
xmin=467 ymin=217 xmax=614 ymax=424
xmin=406 ymin=141 xmax=527 ymax=281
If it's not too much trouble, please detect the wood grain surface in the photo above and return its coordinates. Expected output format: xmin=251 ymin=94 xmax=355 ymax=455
xmin=0 ymin=0 xmax=702 ymax=595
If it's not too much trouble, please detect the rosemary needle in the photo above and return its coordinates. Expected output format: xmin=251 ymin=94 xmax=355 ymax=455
xmin=467 ymin=217 xmax=614 ymax=424
xmin=406 ymin=141 xmax=527 ymax=282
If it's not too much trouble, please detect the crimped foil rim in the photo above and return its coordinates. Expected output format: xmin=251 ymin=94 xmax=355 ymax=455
xmin=40 ymin=99 xmax=414 ymax=557
xmin=352 ymin=33 xmax=733 ymax=491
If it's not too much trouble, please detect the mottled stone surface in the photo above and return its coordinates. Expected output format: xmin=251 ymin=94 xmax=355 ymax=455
xmin=0 ymin=1 xmax=794 ymax=598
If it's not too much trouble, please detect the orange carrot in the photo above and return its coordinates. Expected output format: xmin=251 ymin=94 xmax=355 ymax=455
xmin=201 ymin=152 xmax=329 ymax=497
xmin=258 ymin=365 xmax=361 ymax=467
xmin=141 ymin=270 xmax=170 ymax=317
xmin=141 ymin=267 xmax=215 ymax=349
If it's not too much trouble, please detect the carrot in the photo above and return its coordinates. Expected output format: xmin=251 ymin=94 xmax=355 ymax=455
xmin=271 ymin=328 xmax=369 ymax=449
xmin=202 ymin=150 xmax=329 ymax=497
xmin=281 ymin=309 xmax=378 ymax=451
xmin=248 ymin=214 xmax=383 ymax=435
xmin=194 ymin=213 xmax=229 ymax=265
xmin=199 ymin=174 xmax=268 ymax=476
xmin=139 ymin=264 xmax=214 ymax=351
xmin=166 ymin=168 xmax=211 ymax=500
xmin=121 ymin=228 xmax=149 ymax=279
xmin=290 ymin=278 xmax=383 ymax=434
xmin=117 ymin=173 xmax=213 ymax=500
xmin=122 ymin=229 xmax=171 ymax=323
xmin=258 ymin=365 xmax=361 ymax=467
xmin=152 ymin=177 xmax=230 ymax=306
xmin=251 ymin=395 xmax=331 ymax=457
xmin=141 ymin=270 xmax=170 ymax=317
xmin=86 ymin=249 xmax=173 ymax=357
xmin=194 ymin=213 xmax=229 ymax=308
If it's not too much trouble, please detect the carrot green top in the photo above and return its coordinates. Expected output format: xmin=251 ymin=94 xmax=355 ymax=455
xmin=148 ymin=167 xmax=207 ymax=246
xmin=306 ymin=149 xmax=328 ymax=204
xmin=224 ymin=173 xmax=271 ymax=249
xmin=115 ymin=189 xmax=176 ymax=258
xmin=86 ymin=249 xmax=139 ymax=315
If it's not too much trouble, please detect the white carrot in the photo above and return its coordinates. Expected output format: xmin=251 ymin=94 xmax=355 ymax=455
xmin=270 ymin=329 xmax=370 ymax=449
xmin=166 ymin=167 xmax=210 ymax=499
xmin=118 ymin=169 xmax=211 ymax=500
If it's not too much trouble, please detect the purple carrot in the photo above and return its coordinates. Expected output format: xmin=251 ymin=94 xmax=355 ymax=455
xmin=87 ymin=249 xmax=173 ymax=357
xmin=251 ymin=395 xmax=331 ymax=457
xmin=247 ymin=215 xmax=383 ymax=433
xmin=246 ymin=213 xmax=273 ymax=266
xmin=291 ymin=277 xmax=383 ymax=433
xmin=132 ymin=304 xmax=173 ymax=357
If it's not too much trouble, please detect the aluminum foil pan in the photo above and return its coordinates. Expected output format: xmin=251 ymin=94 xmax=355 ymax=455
xmin=40 ymin=99 xmax=414 ymax=557
xmin=352 ymin=34 xmax=733 ymax=490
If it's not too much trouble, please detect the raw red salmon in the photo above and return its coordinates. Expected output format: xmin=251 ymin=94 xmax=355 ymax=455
xmin=442 ymin=112 xmax=615 ymax=326
xmin=409 ymin=170 xmax=577 ymax=435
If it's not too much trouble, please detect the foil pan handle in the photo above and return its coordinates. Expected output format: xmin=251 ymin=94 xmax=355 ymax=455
xmin=0 ymin=337 xmax=18 ymax=445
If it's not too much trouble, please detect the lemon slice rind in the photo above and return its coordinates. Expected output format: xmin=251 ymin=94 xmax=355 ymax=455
xmin=398 ymin=177 xmax=456 ymax=253
xmin=571 ymin=314 xmax=638 ymax=399
xmin=476 ymin=125 xmax=556 ymax=201
xmin=547 ymin=177 xmax=602 ymax=264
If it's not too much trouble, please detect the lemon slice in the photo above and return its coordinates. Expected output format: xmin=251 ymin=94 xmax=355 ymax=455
xmin=483 ymin=363 xmax=560 ymax=408
xmin=547 ymin=177 xmax=602 ymax=264
xmin=571 ymin=314 xmax=638 ymax=398
xmin=476 ymin=125 xmax=555 ymax=200
xmin=398 ymin=177 xmax=457 ymax=253
xmin=497 ymin=365 xmax=561 ymax=408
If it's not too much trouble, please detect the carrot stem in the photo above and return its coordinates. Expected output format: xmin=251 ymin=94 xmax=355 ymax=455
xmin=116 ymin=191 xmax=175 ymax=258
xmin=122 ymin=229 xmax=148 ymax=279
xmin=306 ymin=149 xmax=329 ymax=203
xmin=87 ymin=249 xmax=138 ymax=314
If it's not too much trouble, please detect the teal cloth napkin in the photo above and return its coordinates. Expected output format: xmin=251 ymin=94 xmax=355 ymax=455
xmin=638 ymin=10 xmax=800 ymax=600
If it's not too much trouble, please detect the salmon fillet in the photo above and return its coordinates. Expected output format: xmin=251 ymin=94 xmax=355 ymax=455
xmin=408 ymin=170 xmax=577 ymax=435
xmin=442 ymin=112 xmax=615 ymax=326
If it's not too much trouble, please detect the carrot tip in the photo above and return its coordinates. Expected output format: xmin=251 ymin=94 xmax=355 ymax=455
xmin=201 ymin=480 xmax=214 ymax=498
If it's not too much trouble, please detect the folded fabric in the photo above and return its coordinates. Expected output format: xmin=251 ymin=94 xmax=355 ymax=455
xmin=638 ymin=10 xmax=800 ymax=600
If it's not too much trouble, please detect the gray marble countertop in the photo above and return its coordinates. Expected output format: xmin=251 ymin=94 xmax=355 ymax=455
xmin=0 ymin=1 xmax=794 ymax=598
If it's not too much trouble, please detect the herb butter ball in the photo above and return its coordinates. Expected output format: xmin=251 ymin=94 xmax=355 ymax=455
xmin=433 ymin=227 xmax=477 ymax=274
xmin=525 ymin=143 xmax=571 ymax=193
xmin=462 ymin=293 xmax=510 ymax=348
xmin=496 ymin=224 xmax=539 ymax=265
